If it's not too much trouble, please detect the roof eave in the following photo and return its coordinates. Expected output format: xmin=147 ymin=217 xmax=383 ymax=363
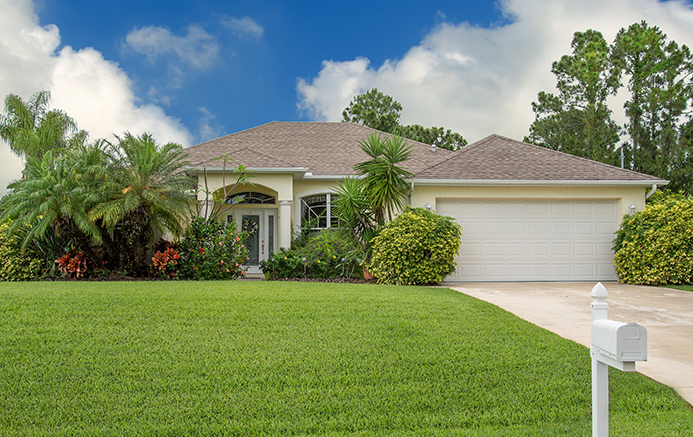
xmin=411 ymin=178 xmax=669 ymax=187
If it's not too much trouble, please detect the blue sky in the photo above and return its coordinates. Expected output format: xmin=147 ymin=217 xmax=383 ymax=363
xmin=36 ymin=0 xmax=507 ymax=141
xmin=2 ymin=0 xmax=693 ymax=193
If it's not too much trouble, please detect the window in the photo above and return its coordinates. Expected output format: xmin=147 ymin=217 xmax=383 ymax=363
xmin=300 ymin=193 xmax=339 ymax=230
xmin=225 ymin=191 xmax=275 ymax=205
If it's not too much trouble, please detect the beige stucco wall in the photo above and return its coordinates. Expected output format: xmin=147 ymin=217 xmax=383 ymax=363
xmin=410 ymin=185 xmax=649 ymax=223
xmin=197 ymin=173 xmax=294 ymax=202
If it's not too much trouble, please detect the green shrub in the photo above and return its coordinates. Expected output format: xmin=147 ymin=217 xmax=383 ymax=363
xmin=177 ymin=217 xmax=249 ymax=280
xmin=367 ymin=207 xmax=462 ymax=285
xmin=0 ymin=220 xmax=45 ymax=281
xmin=613 ymin=191 xmax=693 ymax=285
xmin=260 ymin=229 xmax=359 ymax=279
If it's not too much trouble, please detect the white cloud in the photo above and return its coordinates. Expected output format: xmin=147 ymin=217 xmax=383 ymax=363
xmin=0 ymin=0 xmax=193 ymax=196
xmin=124 ymin=25 xmax=219 ymax=69
xmin=222 ymin=16 xmax=264 ymax=39
xmin=297 ymin=0 xmax=693 ymax=144
xmin=198 ymin=107 xmax=225 ymax=142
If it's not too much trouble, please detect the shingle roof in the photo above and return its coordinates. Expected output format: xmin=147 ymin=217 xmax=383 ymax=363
xmin=415 ymin=134 xmax=666 ymax=182
xmin=186 ymin=125 xmax=665 ymax=183
xmin=185 ymin=121 xmax=452 ymax=176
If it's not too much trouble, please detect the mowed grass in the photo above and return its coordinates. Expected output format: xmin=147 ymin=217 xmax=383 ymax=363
xmin=1 ymin=281 xmax=691 ymax=436
xmin=667 ymin=284 xmax=693 ymax=292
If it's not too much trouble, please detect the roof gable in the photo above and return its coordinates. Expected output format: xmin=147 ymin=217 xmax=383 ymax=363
xmin=416 ymin=134 xmax=665 ymax=182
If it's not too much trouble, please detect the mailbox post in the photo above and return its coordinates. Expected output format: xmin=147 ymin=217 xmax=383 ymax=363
xmin=590 ymin=283 xmax=647 ymax=437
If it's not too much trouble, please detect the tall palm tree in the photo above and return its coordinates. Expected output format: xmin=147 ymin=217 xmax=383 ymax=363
xmin=354 ymin=133 xmax=413 ymax=224
xmin=0 ymin=91 xmax=85 ymax=160
xmin=89 ymin=132 xmax=193 ymax=272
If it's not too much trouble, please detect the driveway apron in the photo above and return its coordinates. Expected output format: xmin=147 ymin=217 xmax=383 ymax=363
xmin=447 ymin=282 xmax=693 ymax=406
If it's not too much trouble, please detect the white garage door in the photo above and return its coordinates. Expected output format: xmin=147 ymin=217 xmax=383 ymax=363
xmin=438 ymin=199 xmax=619 ymax=282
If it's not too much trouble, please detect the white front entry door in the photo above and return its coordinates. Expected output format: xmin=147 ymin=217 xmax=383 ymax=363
xmin=228 ymin=209 xmax=276 ymax=273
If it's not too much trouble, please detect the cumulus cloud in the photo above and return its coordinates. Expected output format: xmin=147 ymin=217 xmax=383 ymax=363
xmin=124 ymin=25 xmax=219 ymax=69
xmin=221 ymin=16 xmax=264 ymax=39
xmin=0 ymin=0 xmax=192 ymax=196
xmin=297 ymin=0 xmax=693 ymax=144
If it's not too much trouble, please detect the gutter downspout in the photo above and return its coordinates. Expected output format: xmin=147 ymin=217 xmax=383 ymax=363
xmin=646 ymin=184 xmax=657 ymax=200
xmin=406 ymin=181 xmax=414 ymax=206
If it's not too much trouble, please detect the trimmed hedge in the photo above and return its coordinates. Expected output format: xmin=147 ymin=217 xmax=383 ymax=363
xmin=367 ymin=207 xmax=462 ymax=285
xmin=613 ymin=192 xmax=693 ymax=285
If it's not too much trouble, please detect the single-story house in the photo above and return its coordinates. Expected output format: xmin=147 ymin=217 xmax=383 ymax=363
xmin=185 ymin=121 xmax=666 ymax=282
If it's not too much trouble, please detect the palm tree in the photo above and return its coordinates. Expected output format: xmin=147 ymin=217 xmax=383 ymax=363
xmin=89 ymin=132 xmax=193 ymax=272
xmin=0 ymin=141 xmax=109 ymax=255
xmin=0 ymin=91 xmax=85 ymax=160
xmin=354 ymin=133 xmax=413 ymax=224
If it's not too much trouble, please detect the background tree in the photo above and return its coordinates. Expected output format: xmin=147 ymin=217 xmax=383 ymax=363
xmin=0 ymin=90 xmax=86 ymax=161
xmin=342 ymin=88 xmax=403 ymax=133
xmin=612 ymin=21 xmax=693 ymax=188
xmin=525 ymin=30 xmax=621 ymax=165
xmin=342 ymin=88 xmax=467 ymax=151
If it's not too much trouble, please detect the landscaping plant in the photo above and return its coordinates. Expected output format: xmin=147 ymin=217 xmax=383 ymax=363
xmin=367 ymin=207 xmax=462 ymax=285
xmin=0 ymin=220 xmax=44 ymax=281
xmin=177 ymin=217 xmax=249 ymax=280
xmin=613 ymin=191 xmax=693 ymax=285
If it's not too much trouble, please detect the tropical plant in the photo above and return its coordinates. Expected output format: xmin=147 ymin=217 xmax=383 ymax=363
xmin=367 ymin=207 xmax=462 ymax=285
xmin=0 ymin=142 xmax=109 ymax=254
xmin=177 ymin=217 xmax=249 ymax=280
xmin=0 ymin=219 xmax=45 ymax=281
xmin=89 ymin=132 xmax=193 ymax=273
xmin=151 ymin=247 xmax=180 ymax=278
xmin=196 ymin=153 xmax=253 ymax=222
xmin=354 ymin=133 xmax=413 ymax=224
xmin=0 ymin=90 xmax=86 ymax=160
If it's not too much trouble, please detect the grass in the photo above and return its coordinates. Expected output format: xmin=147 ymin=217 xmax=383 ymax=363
xmin=666 ymin=284 xmax=693 ymax=292
xmin=1 ymin=281 xmax=691 ymax=436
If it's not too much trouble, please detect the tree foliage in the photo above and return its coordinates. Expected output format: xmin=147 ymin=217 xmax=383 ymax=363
xmin=612 ymin=21 xmax=693 ymax=190
xmin=0 ymin=90 xmax=86 ymax=160
xmin=526 ymin=30 xmax=621 ymax=165
xmin=528 ymin=22 xmax=693 ymax=193
xmin=342 ymin=88 xmax=467 ymax=151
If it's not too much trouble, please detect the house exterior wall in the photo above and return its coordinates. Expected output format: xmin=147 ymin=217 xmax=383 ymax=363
xmin=410 ymin=185 xmax=648 ymax=223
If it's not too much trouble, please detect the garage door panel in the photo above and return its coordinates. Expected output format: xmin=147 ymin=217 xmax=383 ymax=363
xmin=483 ymin=243 xmax=504 ymax=256
xmin=506 ymin=222 xmax=526 ymax=235
xmin=444 ymin=199 xmax=618 ymax=282
xmin=529 ymin=222 xmax=549 ymax=234
xmin=551 ymin=222 xmax=571 ymax=235
xmin=551 ymin=202 xmax=571 ymax=215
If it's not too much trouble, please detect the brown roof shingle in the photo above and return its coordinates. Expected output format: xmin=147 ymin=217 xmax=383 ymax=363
xmin=415 ymin=134 xmax=665 ymax=182
xmin=186 ymin=121 xmax=452 ymax=175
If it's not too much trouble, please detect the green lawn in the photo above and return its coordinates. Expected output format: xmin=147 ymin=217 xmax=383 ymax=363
xmin=1 ymin=281 xmax=691 ymax=436
xmin=666 ymin=284 xmax=693 ymax=292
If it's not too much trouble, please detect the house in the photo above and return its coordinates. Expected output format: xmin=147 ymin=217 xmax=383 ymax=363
xmin=185 ymin=121 xmax=666 ymax=282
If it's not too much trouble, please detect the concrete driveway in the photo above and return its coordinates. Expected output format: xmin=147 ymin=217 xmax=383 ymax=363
xmin=447 ymin=282 xmax=693 ymax=406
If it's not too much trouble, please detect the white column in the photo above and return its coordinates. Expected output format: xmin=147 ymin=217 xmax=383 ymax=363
xmin=279 ymin=200 xmax=292 ymax=249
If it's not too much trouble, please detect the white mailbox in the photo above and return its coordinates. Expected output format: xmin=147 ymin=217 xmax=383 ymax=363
xmin=591 ymin=319 xmax=647 ymax=371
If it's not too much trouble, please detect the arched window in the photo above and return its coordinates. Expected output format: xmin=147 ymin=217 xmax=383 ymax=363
xmin=225 ymin=191 xmax=275 ymax=205
xmin=300 ymin=193 xmax=340 ymax=230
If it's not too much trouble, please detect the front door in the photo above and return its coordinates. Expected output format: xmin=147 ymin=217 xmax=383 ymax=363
xmin=229 ymin=209 xmax=276 ymax=273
